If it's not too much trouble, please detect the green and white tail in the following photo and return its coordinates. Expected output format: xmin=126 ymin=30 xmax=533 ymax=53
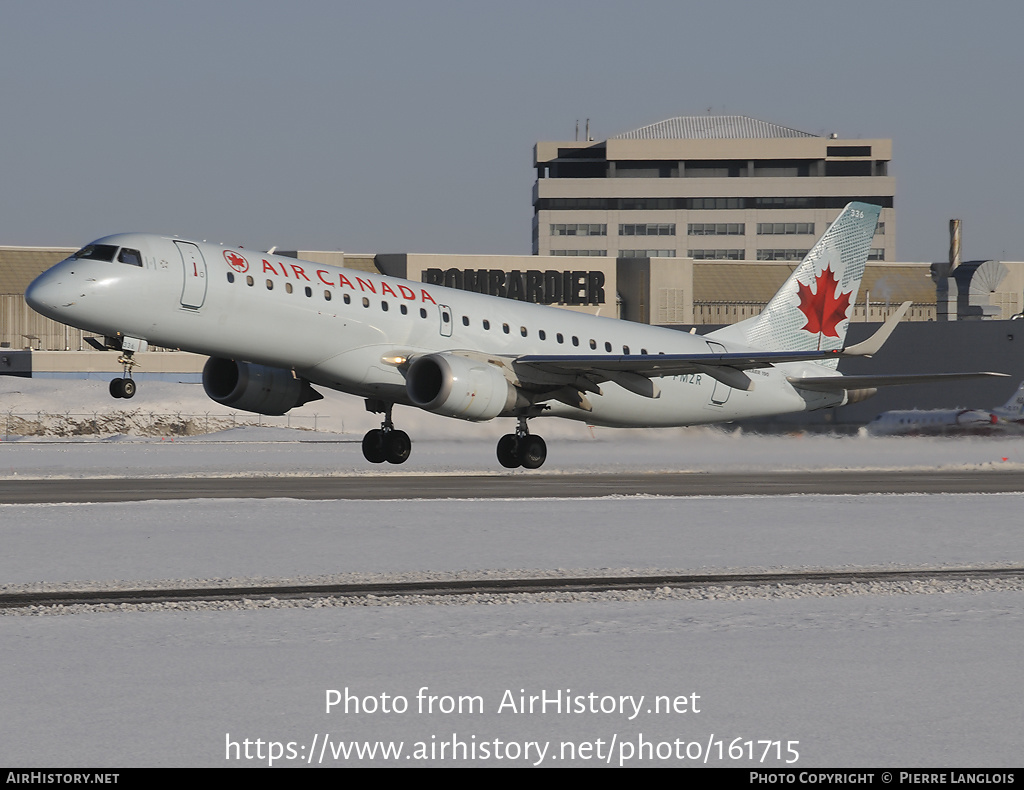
xmin=709 ymin=202 xmax=880 ymax=368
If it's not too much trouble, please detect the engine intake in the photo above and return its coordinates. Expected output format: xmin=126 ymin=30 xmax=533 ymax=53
xmin=406 ymin=353 xmax=519 ymax=421
xmin=203 ymin=357 xmax=322 ymax=415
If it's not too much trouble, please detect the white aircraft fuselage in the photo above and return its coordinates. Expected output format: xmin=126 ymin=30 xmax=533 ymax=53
xmin=25 ymin=232 xmax=833 ymax=429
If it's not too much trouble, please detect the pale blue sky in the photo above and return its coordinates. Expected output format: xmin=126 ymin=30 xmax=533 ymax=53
xmin=3 ymin=0 xmax=1022 ymax=262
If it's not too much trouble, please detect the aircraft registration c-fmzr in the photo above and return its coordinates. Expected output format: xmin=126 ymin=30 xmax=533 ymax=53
xmin=25 ymin=203 xmax=1003 ymax=469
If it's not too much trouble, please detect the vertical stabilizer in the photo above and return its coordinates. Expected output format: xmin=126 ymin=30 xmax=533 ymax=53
xmin=709 ymin=202 xmax=880 ymax=367
xmin=996 ymin=380 xmax=1024 ymax=418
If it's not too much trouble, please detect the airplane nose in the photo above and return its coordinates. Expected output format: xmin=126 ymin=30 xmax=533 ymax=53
xmin=25 ymin=266 xmax=72 ymax=319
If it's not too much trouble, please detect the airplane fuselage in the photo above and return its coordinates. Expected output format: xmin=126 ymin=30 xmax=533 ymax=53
xmin=26 ymin=233 xmax=840 ymax=428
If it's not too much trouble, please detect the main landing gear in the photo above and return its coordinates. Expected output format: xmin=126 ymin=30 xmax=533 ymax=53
xmin=496 ymin=418 xmax=547 ymax=470
xmin=109 ymin=351 xmax=138 ymax=399
xmin=362 ymin=401 xmax=411 ymax=465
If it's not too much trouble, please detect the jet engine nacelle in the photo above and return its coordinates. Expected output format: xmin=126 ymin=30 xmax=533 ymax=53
xmin=406 ymin=353 xmax=519 ymax=421
xmin=202 ymin=357 xmax=322 ymax=416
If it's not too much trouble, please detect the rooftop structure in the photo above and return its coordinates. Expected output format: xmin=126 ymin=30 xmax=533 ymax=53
xmin=533 ymin=115 xmax=895 ymax=263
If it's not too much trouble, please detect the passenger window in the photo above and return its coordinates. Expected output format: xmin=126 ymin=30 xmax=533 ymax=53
xmin=117 ymin=248 xmax=143 ymax=267
xmin=462 ymin=316 xmax=470 ymax=326
xmin=483 ymin=319 xmax=490 ymax=330
xmin=381 ymin=301 xmax=389 ymax=311
xmin=362 ymin=297 xmax=370 ymax=307
xmin=246 ymin=276 xmax=254 ymax=286
xmin=641 ymin=348 xmax=648 ymax=355
xmin=401 ymin=304 xmax=408 ymax=315
xmin=285 ymin=282 xmax=293 ymax=294
xmin=589 ymin=339 xmax=596 ymax=350
xmin=266 ymin=279 xmax=273 ymax=290
xmin=605 ymin=342 xmax=612 ymax=352
xmin=521 ymin=326 xmax=528 ymax=337
xmin=557 ymin=333 xmax=564 ymax=344
xmin=227 ymin=272 xmax=235 ymax=284
xmin=304 ymin=286 xmax=312 ymax=297
xmin=572 ymin=336 xmax=579 ymax=347
xmin=503 ymin=324 xmax=510 ymax=334
xmin=623 ymin=345 xmax=630 ymax=354
xmin=539 ymin=330 xmax=546 ymax=340
xmin=324 ymin=290 xmax=331 ymax=300
xmin=420 ymin=308 xmax=427 ymax=318
xmin=343 ymin=294 xmax=351 ymax=304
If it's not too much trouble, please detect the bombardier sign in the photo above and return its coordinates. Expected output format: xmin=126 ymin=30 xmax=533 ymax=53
xmin=422 ymin=268 xmax=606 ymax=306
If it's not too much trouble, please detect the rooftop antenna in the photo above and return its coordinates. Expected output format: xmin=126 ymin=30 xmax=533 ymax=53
xmin=586 ymin=118 xmax=591 ymax=141
xmin=575 ymin=119 xmax=579 ymax=141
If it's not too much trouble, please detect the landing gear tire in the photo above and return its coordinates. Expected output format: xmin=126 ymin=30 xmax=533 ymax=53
xmin=109 ymin=378 xmax=124 ymax=398
xmin=362 ymin=429 xmax=387 ymax=463
xmin=384 ymin=430 xmax=411 ymax=465
xmin=497 ymin=434 xmax=520 ymax=468
xmin=518 ymin=434 xmax=547 ymax=469
xmin=120 ymin=379 xmax=136 ymax=399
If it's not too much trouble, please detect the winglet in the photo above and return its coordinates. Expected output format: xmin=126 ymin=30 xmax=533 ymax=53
xmin=841 ymin=301 xmax=911 ymax=357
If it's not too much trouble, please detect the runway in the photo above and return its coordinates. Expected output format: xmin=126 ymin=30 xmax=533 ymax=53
xmin=3 ymin=468 xmax=1024 ymax=503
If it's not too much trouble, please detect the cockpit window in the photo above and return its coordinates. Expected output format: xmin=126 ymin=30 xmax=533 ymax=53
xmin=117 ymin=247 xmax=143 ymax=267
xmin=72 ymin=244 xmax=118 ymax=262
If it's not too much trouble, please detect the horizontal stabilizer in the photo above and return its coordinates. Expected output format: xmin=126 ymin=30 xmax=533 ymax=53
xmin=841 ymin=301 xmax=911 ymax=357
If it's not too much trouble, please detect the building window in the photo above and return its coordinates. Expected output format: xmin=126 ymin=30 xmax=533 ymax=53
xmin=619 ymin=223 xmax=675 ymax=236
xmin=550 ymin=223 xmax=607 ymax=236
xmin=688 ymin=223 xmax=744 ymax=236
xmin=757 ymin=249 xmax=810 ymax=261
xmin=689 ymin=249 xmax=744 ymax=260
xmin=875 ymin=222 xmax=885 ymax=235
xmin=757 ymin=223 xmax=815 ymax=235
xmin=550 ymin=249 xmax=607 ymax=256
xmin=868 ymin=248 xmax=885 ymax=261
xmin=620 ymin=249 xmax=677 ymax=258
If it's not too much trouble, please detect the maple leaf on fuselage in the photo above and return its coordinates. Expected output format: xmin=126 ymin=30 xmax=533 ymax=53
xmin=795 ymin=265 xmax=852 ymax=338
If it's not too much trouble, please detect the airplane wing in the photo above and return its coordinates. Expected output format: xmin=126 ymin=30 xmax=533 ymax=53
xmin=513 ymin=349 xmax=844 ymax=395
xmin=511 ymin=302 xmax=922 ymax=398
xmin=787 ymin=371 xmax=1009 ymax=392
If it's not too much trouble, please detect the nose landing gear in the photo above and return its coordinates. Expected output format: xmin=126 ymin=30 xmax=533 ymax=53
xmin=109 ymin=351 xmax=138 ymax=399
xmin=497 ymin=418 xmax=547 ymax=469
xmin=362 ymin=400 xmax=411 ymax=465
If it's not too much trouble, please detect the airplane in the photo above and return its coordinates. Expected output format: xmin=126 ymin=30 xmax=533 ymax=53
xmin=865 ymin=380 xmax=1024 ymax=436
xmin=24 ymin=202 xmax=1005 ymax=469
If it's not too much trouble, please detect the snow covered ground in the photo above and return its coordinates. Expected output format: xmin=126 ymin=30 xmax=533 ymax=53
xmin=1 ymin=378 xmax=1022 ymax=767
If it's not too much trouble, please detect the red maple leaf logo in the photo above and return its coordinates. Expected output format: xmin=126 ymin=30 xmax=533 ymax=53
xmin=795 ymin=265 xmax=852 ymax=339
xmin=223 ymin=250 xmax=249 ymax=273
